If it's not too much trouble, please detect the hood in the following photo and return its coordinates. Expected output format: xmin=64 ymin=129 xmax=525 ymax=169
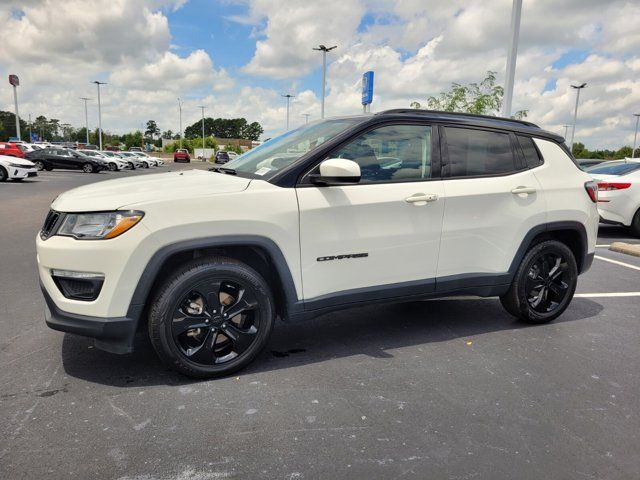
xmin=52 ymin=169 xmax=251 ymax=212
xmin=0 ymin=155 xmax=34 ymax=167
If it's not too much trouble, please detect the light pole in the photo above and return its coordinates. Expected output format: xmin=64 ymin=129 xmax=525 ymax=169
xmin=562 ymin=124 xmax=571 ymax=139
xmin=92 ymin=81 xmax=106 ymax=150
xmin=198 ymin=105 xmax=206 ymax=160
xmin=177 ymin=98 xmax=183 ymax=149
xmin=569 ymin=82 xmax=587 ymax=152
xmin=28 ymin=113 xmax=32 ymax=141
xmin=301 ymin=113 xmax=311 ymax=125
xmin=502 ymin=0 xmax=522 ymax=117
xmin=80 ymin=97 xmax=90 ymax=145
xmin=633 ymin=114 xmax=640 ymax=159
xmin=313 ymin=45 xmax=337 ymax=119
xmin=282 ymin=94 xmax=295 ymax=130
xmin=8 ymin=75 xmax=21 ymax=140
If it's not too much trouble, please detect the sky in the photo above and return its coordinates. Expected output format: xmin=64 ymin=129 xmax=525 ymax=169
xmin=1 ymin=0 xmax=640 ymax=149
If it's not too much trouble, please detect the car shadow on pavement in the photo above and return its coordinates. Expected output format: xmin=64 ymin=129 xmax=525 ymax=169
xmin=61 ymin=297 xmax=604 ymax=387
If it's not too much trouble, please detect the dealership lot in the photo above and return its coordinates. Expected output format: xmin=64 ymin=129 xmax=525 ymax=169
xmin=1 ymin=168 xmax=640 ymax=479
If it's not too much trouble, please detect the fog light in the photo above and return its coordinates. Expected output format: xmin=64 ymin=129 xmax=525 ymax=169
xmin=51 ymin=269 xmax=104 ymax=301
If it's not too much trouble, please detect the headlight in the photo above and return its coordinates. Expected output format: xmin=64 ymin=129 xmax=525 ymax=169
xmin=57 ymin=211 xmax=144 ymax=240
xmin=9 ymin=162 xmax=30 ymax=168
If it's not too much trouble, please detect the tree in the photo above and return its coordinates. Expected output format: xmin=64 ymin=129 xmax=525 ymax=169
xmin=161 ymin=130 xmax=173 ymax=139
xmin=411 ymin=71 xmax=528 ymax=119
xmin=145 ymin=120 xmax=160 ymax=139
xmin=0 ymin=110 xmax=28 ymax=141
xmin=242 ymin=122 xmax=263 ymax=141
xmin=184 ymin=117 xmax=263 ymax=140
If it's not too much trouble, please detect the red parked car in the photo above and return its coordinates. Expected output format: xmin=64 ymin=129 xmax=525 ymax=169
xmin=173 ymin=148 xmax=190 ymax=163
xmin=0 ymin=142 xmax=26 ymax=158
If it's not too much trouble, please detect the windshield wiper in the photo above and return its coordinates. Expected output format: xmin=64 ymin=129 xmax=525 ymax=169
xmin=209 ymin=166 xmax=237 ymax=175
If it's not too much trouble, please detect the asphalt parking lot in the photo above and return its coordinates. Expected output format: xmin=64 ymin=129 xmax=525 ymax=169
xmin=1 ymin=167 xmax=639 ymax=479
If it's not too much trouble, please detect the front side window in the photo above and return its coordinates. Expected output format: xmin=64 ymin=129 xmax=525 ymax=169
xmin=328 ymin=124 xmax=432 ymax=183
xmin=443 ymin=127 xmax=516 ymax=177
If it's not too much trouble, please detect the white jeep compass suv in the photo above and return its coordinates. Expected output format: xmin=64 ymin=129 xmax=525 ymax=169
xmin=37 ymin=110 xmax=599 ymax=378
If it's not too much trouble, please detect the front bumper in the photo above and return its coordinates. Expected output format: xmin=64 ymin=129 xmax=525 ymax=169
xmin=42 ymin=282 xmax=138 ymax=354
xmin=9 ymin=167 xmax=38 ymax=179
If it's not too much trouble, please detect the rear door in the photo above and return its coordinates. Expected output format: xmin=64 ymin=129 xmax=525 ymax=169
xmin=436 ymin=126 xmax=546 ymax=289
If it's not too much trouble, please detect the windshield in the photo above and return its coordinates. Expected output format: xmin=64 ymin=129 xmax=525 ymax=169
xmin=588 ymin=162 xmax=640 ymax=175
xmin=224 ymin=119 xmax=359 ymax=179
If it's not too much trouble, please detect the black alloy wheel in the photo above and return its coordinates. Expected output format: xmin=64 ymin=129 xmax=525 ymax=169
xmin=34 ymin=160 xmax=45 ymax=171
xmin=149 ymin=257 xmax=275 ymax=378
xmin=500 ymin=240 xmax=577 ymax=324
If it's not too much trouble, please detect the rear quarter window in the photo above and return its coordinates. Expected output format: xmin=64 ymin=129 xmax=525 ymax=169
xmin=517 ymin=135 xmax=543 ymax=168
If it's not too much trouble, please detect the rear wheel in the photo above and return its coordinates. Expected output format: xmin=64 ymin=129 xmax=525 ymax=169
xmin=630 ymin=209 xmax=640 ymax=237
xmin=148 ymin=256 xmax=275 ymax=378
xmin=82 ymin=163 xmax=94 ymax=173
xmin=0 ymin=166 xmax=7 ymax=182
xmin=500 ymin=240 xmax=577 ymax=324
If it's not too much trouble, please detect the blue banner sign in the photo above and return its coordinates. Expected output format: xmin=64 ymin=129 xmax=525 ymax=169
xmin=362 ymin=71 xmax=374 ymax=105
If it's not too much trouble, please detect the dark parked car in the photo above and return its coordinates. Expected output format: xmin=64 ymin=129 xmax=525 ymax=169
xmin=26 ymin=148 xmax=107 ymax=173
xmin=214 ymin=151 xmax=230 ymax=164
xmin=174 ymin=149 xmax=190 ymax=163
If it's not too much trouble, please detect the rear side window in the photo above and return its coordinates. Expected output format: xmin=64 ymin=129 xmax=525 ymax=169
xmin=443 ymin=127 xmax=516 ymax=177
xmin=517 ymin=136 xmax=543 ymax=168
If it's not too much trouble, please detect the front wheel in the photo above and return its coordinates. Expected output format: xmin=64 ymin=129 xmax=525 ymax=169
xmin=82 ymin=163 xmax=94 ymax=173
xmin=0 ymin=166 xmax=7 ymax=182
xmin=630 ymin=209 xmax=640 ymax=238
xmin=500 ymin=240 xmax=578 ymax=324
xmin=148 ymin=256 xmax=275 ymax=378
xmin=34 ymin=160 xmax=45 ymax=171
xmin=108 ymin=162 xmax=118 ymax=171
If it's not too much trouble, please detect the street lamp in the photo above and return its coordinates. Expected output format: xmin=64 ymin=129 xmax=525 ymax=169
xmin=282 ymin=94 xmax=295 ymax=130
xmin=313 ymin=45 xmax=337 ymax=119
xmin=197 ymin=105 xmax=206 ymax=160
xmin=177 ymin=98 xmax=183 ymax=149
xmin=633 ymin=114 xmax=640 ymax=159
xmin=80 ymin=97 xmax=91 ymax=145
xmin=8 ymin=74 xmax=21 ymax=140
xmin=301 ymin=113 xmax=311 ymax=125
xmin=569 ymin=82 xmax=587 ymax=152
xmin=502 ymin=0 xmax=522 ymax=117
xmin=92 ymin=81 xmax=106 ymax=150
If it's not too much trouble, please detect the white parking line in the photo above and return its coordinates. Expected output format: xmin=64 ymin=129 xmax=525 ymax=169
xmin=575 ymin=292 xmax=640 ymax=298
xmin=594 ymin=255 xmax=640 ymax=272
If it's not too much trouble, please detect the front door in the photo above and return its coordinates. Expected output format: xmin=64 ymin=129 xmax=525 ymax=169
xmin=296 ymin=123 xmax=445 ymax=304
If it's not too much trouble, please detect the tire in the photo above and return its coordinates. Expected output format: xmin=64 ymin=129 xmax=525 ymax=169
xmin=0 ymin=166 xmax=7 ymax=182
xmin=34 ymin=160 xmax=45 ymax=171
xmin=500 ymin=240 xmax=578 ymax=324
xmin=108 ymin=162 xmax=118 ymax=172
xmin=143 ymin=161 xmax=149 ymax=169
xmin=82 ymin=163 xmax=94 ymax=173
xmin=148 ymin=256 xmax=275 ymax=378
xmin=630 ymin=209 xmax=640 ymax=238
xmin=128 ymin=162 xmax=135 ymax=170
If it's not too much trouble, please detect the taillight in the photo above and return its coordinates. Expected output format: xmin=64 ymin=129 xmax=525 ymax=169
xmin=597 ymin=182 xmax=631 ymax=191
xmin=584 ymin=181 xmax=598 ymax=203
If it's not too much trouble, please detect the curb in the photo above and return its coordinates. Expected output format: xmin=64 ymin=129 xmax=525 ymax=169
xmin=609 ymin=242 xmax=640 ymax=258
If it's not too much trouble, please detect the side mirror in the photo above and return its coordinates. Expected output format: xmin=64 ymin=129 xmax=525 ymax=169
xmin=309 ymin=158 xmax=361 ymax=186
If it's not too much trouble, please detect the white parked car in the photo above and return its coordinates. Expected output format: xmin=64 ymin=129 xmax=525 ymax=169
xmin=78 ymin=150 xmax=129 ymax=172
xmin=37 ymin=110 xmax=598 ymax=378
xmin=587 ymin=160 xmax=640 ymax=236
xmin=116 ymin=152 xmax=144 ymax=169
xmin=0 ymin=154 xmax=38 ymax=181
xmin=136 ymin=151 xmax=164 ymax=166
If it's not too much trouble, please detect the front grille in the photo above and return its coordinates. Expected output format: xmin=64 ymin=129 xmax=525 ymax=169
xmin=40 ymin=210 xmax=61 ymax=240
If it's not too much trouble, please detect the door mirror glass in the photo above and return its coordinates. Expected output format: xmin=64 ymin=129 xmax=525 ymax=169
xmin=310 ymin=158 xmax=361 ymax=186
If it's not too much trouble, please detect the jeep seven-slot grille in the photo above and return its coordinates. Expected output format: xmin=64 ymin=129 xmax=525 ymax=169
xmin=40 ymin=210 xmax=61 ymax=240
